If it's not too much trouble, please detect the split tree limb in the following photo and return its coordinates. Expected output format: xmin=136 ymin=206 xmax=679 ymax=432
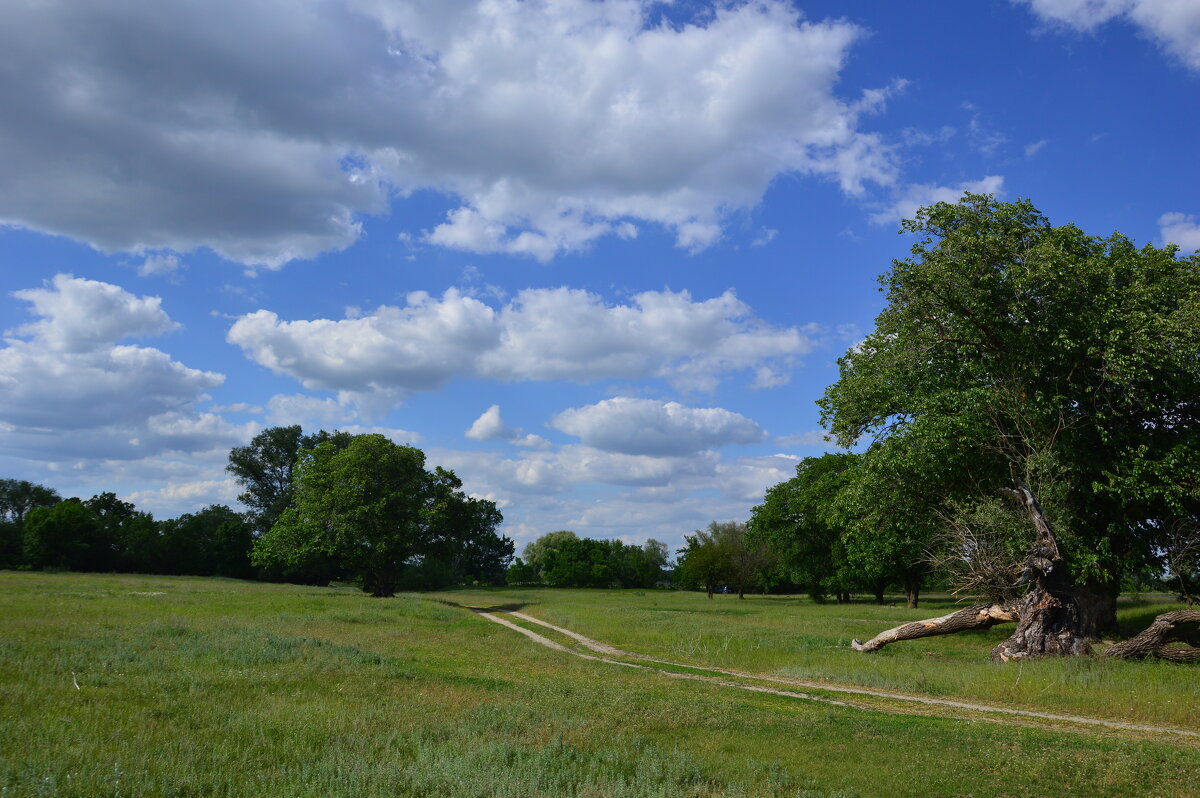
xmin=1101 ymin=611 xmax=1200 ymax=662
xmin=990 ymin=481 xmax=1091 ymax=660
xmin=851 ymin=603 xmax=1017 ymax=652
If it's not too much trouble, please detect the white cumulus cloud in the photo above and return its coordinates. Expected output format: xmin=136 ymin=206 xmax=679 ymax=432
xmin=9 ymin=274 xmax=176 ymax=353
xmin=0 ymin=0 xmax=897 ymax=267
xmin=228 ymin=286 xmax=813 ymax=414
xmin=1016 ymin=0 xmax=1200 ymax=69
xmin=871 ymin=175 xmax=1005 ymax=225
xmin=1159 ymin=212 xmax=1200 ymax=251
xmin=0 ymin=275 xmax=249 ymax=462
xmin=466 ymin=405 xmax=519 ymax=442
xmin=465 ymin=404 xmax=547 ymax=447
xmin=551 ymin=397 xmax=766 ymax=456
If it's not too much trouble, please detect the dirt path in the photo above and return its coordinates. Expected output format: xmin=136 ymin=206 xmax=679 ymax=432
xmin=475 ymin=608 xmax=1200 ymax=741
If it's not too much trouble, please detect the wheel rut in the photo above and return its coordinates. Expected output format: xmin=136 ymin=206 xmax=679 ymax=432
xmin=473 ymin=607 xmax=1199 ymax=742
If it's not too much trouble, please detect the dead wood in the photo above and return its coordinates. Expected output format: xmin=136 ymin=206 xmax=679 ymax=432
xmin=851 ymin=603 xmax=1017 ymax=652
xmin=852 ymin=481 xmax=1090 ymax=659
xmin=1101 ymin=611 xmax=1200 ymax=662
xmin=989 ymin=482 xmax=1091 ymax=660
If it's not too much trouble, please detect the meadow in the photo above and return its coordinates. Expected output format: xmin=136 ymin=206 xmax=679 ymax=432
xmin=2 ymin=571 xmax=1198 ymax=797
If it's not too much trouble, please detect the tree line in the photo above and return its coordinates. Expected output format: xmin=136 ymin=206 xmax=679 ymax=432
xmin=506 ymin=530 xmax=669 ymax=589
xmin=1 ymin=480 xmax=256 ymax=579
xmin=0 ymin=428 xmax=514 ymax=596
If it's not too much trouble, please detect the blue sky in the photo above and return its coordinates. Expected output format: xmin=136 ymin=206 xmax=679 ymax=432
xmin=1 ymin=0 xmax=1197 ymax=552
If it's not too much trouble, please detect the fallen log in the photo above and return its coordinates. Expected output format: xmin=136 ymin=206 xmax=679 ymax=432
xmin=851 ymin=603 xmax=1017 ymax=652
xmin=1101 ymin=611 xmax=1200 ymax=662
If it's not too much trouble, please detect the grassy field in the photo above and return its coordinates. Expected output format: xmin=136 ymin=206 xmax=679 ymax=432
xmin=1 ymin=572 xmax=1198 ymax=797
xmin=437 ymin=586 xmax=1200 ymax=730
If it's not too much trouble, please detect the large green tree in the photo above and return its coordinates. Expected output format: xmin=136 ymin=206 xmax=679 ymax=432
xmin=226 ymin=426 xmax=355 ymax=535
xmin=748 ymin=453 xmax=868 ymax=604
xmin=822 ymin=194 xmax=1200 ymax=657
xmin=252 ymin=435 xmax=504 ymax=597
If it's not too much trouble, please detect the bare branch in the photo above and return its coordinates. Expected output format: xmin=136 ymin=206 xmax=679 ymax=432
xmin=852 ymin=604 xmax=1017 ymax=652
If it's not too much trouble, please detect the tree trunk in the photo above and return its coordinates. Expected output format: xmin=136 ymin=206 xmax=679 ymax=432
xmin=904 ymin=573 xmax=921 ymax=609
xmin=873 ymin=580 xmax=886 ymax=605
xmin=1075 ymin=578 xmax=1119 ymax=637
xmin=372 ymin=566 xmax=395 ymax=598
xmin=852 ymin=482 xmax=1091 ymax=660
xmin=1101 ymin=611 xmax=1200 ymax=662
xmin=990 ymin=483 xmax=1091 ymax=660
xmin=852 ymin=604 xmax=1017 ymax=652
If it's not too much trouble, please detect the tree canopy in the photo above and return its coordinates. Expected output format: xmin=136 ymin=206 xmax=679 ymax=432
xmin=252 ymin=434 xmax=509 ymax=597
xmin=226 ymin=426 xmax=355 ymax=534
xmin=509 ymin=531 xmax=667 ymax=589
xmin=819 ymin=193 xmax=1200 ymax=632
xmin=747 ymin=453 xmax=864 ymax=603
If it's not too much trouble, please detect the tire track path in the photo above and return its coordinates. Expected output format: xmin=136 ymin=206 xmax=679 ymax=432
xmin=475 ymin=608 xmax=1199 ymax=741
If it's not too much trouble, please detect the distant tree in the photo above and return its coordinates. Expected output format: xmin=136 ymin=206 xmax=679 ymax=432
xmin=23 ymin=499 xmax=98 ymax=571
xmin=721 ymin=522 xmax=776 ymax=599
xmin=522 ymin=530 xmax=579 ymax=581
xmin=424 ymin=469 xmax=512 ymax=585
xmin=541 ymin=537 xmax=610 ymax=588
xmin=158 ymin=505 xmax=254 ymax=577
xmin=675 ymin=525 xmax=732 ymax=598
xmin=643 ymin=539 xmax=669 ymax=572
xmin=252 ymin=435 xmax=501 ymax=597
xmin=748 ymin=454 xmax=861 ymax=603
xmin=0 ymin=479 xmax=61 ymax=524
xmin=506 ymin=557 xmax=538 ymax=584
xmin=0 ymin=479 xmax=60 ymax=567
xmin=516 ymin=535 xmax=666 ymax=589
xmin=626 ymin=539 xmax=669 ymax=588
xmin=84 ymin=492 xmax=149 ymax=572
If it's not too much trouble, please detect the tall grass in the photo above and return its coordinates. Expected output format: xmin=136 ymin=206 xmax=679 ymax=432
xmin=1 ymin=572 xmax=1197 ymax=797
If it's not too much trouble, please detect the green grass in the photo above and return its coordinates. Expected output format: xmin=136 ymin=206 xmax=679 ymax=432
xmin=438 ymin=586 xmax=1200 ymax=730
xmin=1 ymin=572 xmax=1197 ymax=797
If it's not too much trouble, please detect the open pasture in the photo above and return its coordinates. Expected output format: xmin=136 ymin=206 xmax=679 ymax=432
xmin=2 ymin=572 xmax=1197 ymax=797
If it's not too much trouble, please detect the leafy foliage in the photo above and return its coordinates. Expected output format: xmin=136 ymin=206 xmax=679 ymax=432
xmin=747 ymin=453 xmax=861 ymax=602
xmin=512 ymin=531 xmax=667 ymax=588
xmin=0 ymin=478 xmax=60 ymax=567
xmin=226 ymin=426 xmax=354 ymax=534
xmin=252 ymin=435 xmax=508 ymax=597
xmin=818 ymin=194 xmax=1200 ymax=618
xmin=675 ymin=522 xmax=771 ymax=598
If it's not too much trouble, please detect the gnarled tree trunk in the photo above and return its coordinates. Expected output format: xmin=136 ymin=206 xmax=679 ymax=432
xmin=852 ymin=481 xmax=1091 ymax=659
xmin=989 ymin=483 xmax=1090 ymax=660
xmin=1101 ymin=611 xmax=1200 ymax=662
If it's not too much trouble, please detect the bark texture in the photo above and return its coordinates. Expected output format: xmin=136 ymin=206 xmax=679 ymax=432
xmin=1101 ymin=611 xmax=1200 ymax=662
xmin=1075 ymin=578 xmax=1120 ymax=637
xmin=990 ymin=483 xmax=1091 ymax=660
xmin=851 ymin=604 xmax=1017 ymax=652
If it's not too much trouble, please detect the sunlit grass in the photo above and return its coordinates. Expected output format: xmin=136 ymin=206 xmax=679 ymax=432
xmin=2 ymin=572 xmax=1197 ymax=798
xmin=437 ymin=586 xmax=1200 ymax=730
